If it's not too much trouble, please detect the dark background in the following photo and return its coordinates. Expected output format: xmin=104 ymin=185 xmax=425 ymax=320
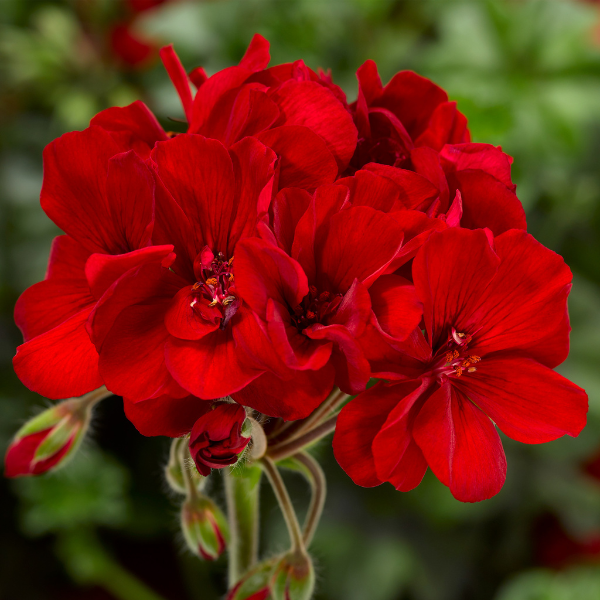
xmin=2 ymin=1 xmax=600 ymax=598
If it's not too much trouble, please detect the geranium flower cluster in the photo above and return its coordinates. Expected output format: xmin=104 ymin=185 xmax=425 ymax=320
xmin=9 ymin=34 xmax=587 ymax=506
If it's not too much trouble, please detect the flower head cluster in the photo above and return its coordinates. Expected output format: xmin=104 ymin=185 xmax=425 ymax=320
xmin=9 ymin=34 xmax=587 ymax=502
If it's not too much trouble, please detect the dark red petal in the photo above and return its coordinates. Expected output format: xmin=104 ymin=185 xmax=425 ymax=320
xmin=439 ymin=143 xmax=515 ymax=191
xmin=15 ymin=236 xmax=93 ymax=341
xmin=413 ymin=383 xmax=507 ymax=502
xmin=368 ymin=274 xmax=423 ymax=341
xmin=371 ymin=378 xmax=429 ymax=490
xmin=90 ymin=100 xmax=167 ymax=158
xmin=362 ymin=163 xmax=439 ymax=211
xmin=85 ymin=245 xmax=174 ymax=300
xmin=265 ymin=299 xmax=333 ymax=371
xmin=412 ymin=227 xmax=500 ymax=349
xmin=448 ymin=171 xmax=526 ymax=235
xmin=414 ymin=101 xmax=468 ymax=151
xmin=189 ymin=66 xmax=253 ymax=133
xmin=159 ymin=45 xmax=194 ymax=124
xmin=271 ymin=80 xmax=357 ymax=171
xmin=375 ymin=70 xmax=448 ymax=139
xmin=152 ymin=135 xmax=236 ymax=254
xmin=231 ymin=366 xmax=334 ymax=421
xmin=410 ymin=147 xmax=449 ymax=211
xmin=124 ymin=395 xmax=212 ymax=437
xmin=470 ymin=229 xmax=572 ymax=367
xmin=165 ymin=317 xmax=263 ymax=399
xmin=269 ymin=187 xmax=312 ymax=253
xmin=190 ymin=403 xmax=246 ymax=442
xmin=315 ymin=206 xmax=404 ymax=292
xmin=164 ymin=286 xmax=221 ymax=340
xmin=455 ymin=356 xmax=587 ymax=443
xmin=238 ymin=34 xmax=270 ymax=71
xmin=333 ymin=380 xmax=419 ymax=487
xmin=356 ymin=60 xmax=384 ymax=105
xmin=235 ymin=237 xmax=308 ymax=319
xmin=228 ymin=136 xmax=278 ymax=254
xmin=105 ymin=150 xmax=155 ymax=250
xmin=41 ymin=127 xmax=131 ymax=254
xmin=13 ymin=308 xmax=102 ymax=400
xmin=337 ymin=169 xmax=405 ymax=212
xmin=99 ymin=302 xmax=186 ymax=401
xmin=256 ymin=126 xmax=338 ymax=190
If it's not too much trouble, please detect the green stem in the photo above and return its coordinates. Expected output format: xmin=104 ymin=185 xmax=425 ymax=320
xmin=292 ymin=452 xmax=326 ymax=547
xmin=261 ymin=457 xmax=305 ymax=553
xmin=268 ymin=415 xmax=338 ymax=462
xmin=224 ymin=464 xmax=262 ymax=586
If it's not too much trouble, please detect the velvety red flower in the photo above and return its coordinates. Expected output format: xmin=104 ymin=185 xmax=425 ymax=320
xmin=231 ymin=183 xmax=423 ymax=417
xmin=345 ymin=60 xmax=525 ymax=235
xmin=12 ymin=126 xmax=173 ymax=399
xmin=189 ymin=403 xmax=251 ymax=476
xmin=334 ymin=227 xmax=588 ymax=502
xmin=160 ymin=34 xmax=357 ymax=189
xmin=89 ymin=134 xmax=280 ymax=414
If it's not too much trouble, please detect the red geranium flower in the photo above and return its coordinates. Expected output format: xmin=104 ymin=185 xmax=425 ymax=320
xmin=344 ymin=60 xmax=526 ymax=235
xmin=334 ymin=227 xmax=588 ymax=502
xmin=12 ymin=126 xmax=173 ymax=399
xmin=88 ymin=134 xmax=281 ymax=415
xmin=159 ymin=34 xmax=357 ymax=189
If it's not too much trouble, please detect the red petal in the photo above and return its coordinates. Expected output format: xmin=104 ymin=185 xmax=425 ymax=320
xmin=234 ymin=237 xmax=308 ymax=319
xmin=412 ymin=227 xmax=500 ymax=349
xmin=165 ymin=312 xmax=262 ymax=399
xmin=410 ymin=147 xmax=449 ymax=211
xmin=41 ymin=127 xmax=133 ymax=254
xmin=470 ymin=229 xmax=572 ymax=367
xmin=371 ymin=380 xmax=429 ymax=491
xmin=15 ymin=236 xmax=93 ymax=341
xmin=455 ymin=356 xmax=587 ymax=443
xmin=355 ymin=60 xmax=384 ymax=105
xmin=164 ymin=286 xmax=221 ymax=340
xmin=415 ymin=101 xmax=468 ymax=151
xmin=413 ymin=383 xmax=507 ymax=502
xmin=159 ymin=45 xmax=194 ymax=124
xmin=439 ymin=143 xmax=515 ymax=191
xmin=99 ymin=302 xmax=186 ymax=401
xmin=338 ymin=169 xmax=405 ymax=212
xmin=13 ymin=308 xmax=103 ymax=399
xmin=124 ymin=394 xmax=212 ymax=437
xmin=85 ymin=245 xmax=174 ymax=300
xmin=231 ymin=366 xmax=334 ymax=420
xmin=375 ymin=71 xmax=448 ymax=140
xmin=269 ymin=187 xmax=312 ymax=253
xmin=368 ymin=274 xmax=423 ymax=341
xmin=271 ymin=80 xmax=357 ymax=170
xmin=448 ymin=171 xmax=526 ymax=235
xmin=256 ymin=125 xmax=338 ymax=189
xmin=191 ymin=403 xmax=246 ymax=441
xmin=90 ymin=100 xmax=167 ymax=158
xmin=105 ymin=150 xmax=155 ymax=250
xmin=315 ymin=206 xmax=404 ymax=292
xmin=152 ymin=135 xmax=236 ymax=255
xmin=333 ymin=380 xmax=419 ymax=487
xmin=238 ymin=34 xmax=270 ymax=71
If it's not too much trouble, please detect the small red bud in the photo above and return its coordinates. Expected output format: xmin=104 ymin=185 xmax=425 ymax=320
xmin=270 ymin=550 xmax=314 ymax=600
xmin=4 ymin=395 xmax=97 ymax=478
xmin=226 ymin=558 xmax=277 ymax=600
xmin=181 ymin=495 xmax=229 ymax=561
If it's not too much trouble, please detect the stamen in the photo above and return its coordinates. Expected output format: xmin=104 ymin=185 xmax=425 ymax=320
xmin=467 ymin=367 xmax=477 ymax=373
xmin=206 ymin=278 xmax=218 ymax=286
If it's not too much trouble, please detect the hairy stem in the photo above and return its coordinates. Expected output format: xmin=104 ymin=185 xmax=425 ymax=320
xmin=224 ymin=465 xmax=262 ymax=586
xmin=292 ymin=452 xmax=326 ymax=547
xmin=261 ymin=457 xmax=305 ymax=553
xmin=267 ymin=415 xmax=338 ymax=462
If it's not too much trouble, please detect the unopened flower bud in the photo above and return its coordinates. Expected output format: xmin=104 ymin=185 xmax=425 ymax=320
xmin=189 ymin=403 xmax=251 ymax=476
xmin=4 ymin=393 xmax=98 ymax=478
xmin=270 ymin=550 xmax=315 ymax=600
xmin=226 ymin=558 xmax=277 ymax=600
xmin=181 ymin=495 xmax=229 ymax=560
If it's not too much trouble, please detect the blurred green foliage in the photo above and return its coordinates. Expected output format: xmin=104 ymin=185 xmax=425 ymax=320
xmin=2 ymin=0 xmax=600 ymax=599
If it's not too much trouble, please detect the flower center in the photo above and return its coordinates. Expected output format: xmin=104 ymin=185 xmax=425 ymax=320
xmin=430 ymin=327 xmax=482 ymax=383
xmin=191 ymin=250 xmax=239 ymax=329
xmin=290 ymin=286 xmax=342 ymax=331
